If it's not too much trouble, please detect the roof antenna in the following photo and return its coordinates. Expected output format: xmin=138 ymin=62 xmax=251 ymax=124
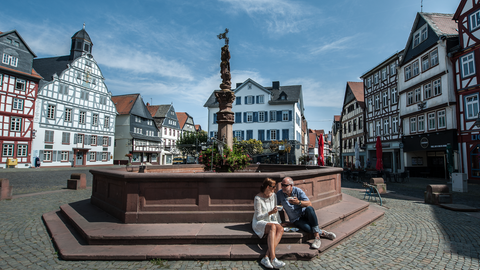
xmin=83 ymin=23 xmax=86 ymax=30
xmin=421 ymin=0 xmax=423 ymax=12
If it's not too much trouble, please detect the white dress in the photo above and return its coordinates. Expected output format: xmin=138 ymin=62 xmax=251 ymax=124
xmin=252 ymin=193 xmax=281 ymax=238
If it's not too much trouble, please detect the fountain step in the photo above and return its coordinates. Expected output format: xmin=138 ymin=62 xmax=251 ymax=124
xmin=43 ymin=193 xmax=384 ymax=260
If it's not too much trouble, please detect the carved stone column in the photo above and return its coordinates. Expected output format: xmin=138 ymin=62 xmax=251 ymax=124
xmin=215 ymin=89 xmax=235 ymax=149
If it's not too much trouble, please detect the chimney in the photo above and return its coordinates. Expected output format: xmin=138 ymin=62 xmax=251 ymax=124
xmin=146 ymin=102 xmax=150 ymax=106
xmin=272 ymin=81 xmax=280 ymax=90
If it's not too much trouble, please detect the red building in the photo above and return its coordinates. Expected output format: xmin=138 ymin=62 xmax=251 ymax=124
xmin=0 ymin=30 xmax=42 ymax=168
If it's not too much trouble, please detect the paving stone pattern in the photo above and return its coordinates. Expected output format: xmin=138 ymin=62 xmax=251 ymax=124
xmin=0 ymin=168 xmax=479 ymax=269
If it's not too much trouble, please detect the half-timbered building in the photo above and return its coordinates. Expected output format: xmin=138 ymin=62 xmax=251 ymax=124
xmin=340 ymin=82 xmax=365 ymax=168
xmin=452 ymin=0 xmax=480 ymax=181
xmin=361 ymin=51 xmax=403 ymax=172
xmin=176 ymin=112 xmax=196 ymax=135
xmin=0 ymin=30 xmax=42 ymax=168
xmin=398 ymin=13 xmax=458 ymax=178
xmin=112 ymin=95 xmax=162 ymax=165
xmin=331 ymin=115 xmax=342 ymax=167
xmin=146 ymin=103 xmax=181 ymax=165
xmin=31 ymin=27 xmax=117 ymax=167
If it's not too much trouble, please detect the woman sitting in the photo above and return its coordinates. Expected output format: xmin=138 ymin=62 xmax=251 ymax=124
xmin=252 ymin=178 xmax=285 ymax=269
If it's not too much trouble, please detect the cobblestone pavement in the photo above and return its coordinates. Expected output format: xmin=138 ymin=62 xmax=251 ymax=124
xmin=0 ymin=169 xmax=479 ymax=269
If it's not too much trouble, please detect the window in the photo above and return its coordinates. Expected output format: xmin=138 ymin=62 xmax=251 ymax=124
xmin=413 ymin=24 xmax=428 ymax=48
xmin=410 ymin=117 xmax=417 ymax=133
xmin=461 ymin=53 xmax=476 ymax=78
xmin=415 ymin=88 xmax=421 ymax=103
xmin=234 ymin=130 xmax=242 ymax=140
xmin=89 ymin=152 xmax=96 ymax=161
xmin=259 ymin=111 xmax=265 ymax=122
xmin=412 ymin=61 xmax=419 ymax=77
xmin=3 ymin=144 xmax=13 ymax=156
xmin=103 ymin=136 xmax=109 ymax=146
xmin=135 ymin=116 xmax=141 ymax=123
xmin=45 ymin=130 xmax=54 ymax=143
xmin=282 ymin=111 xmax=289 ymax=121
xmin=374 ymin=73 xmax=379 ymax=84
xmin=92 ymin=114 xmax=98 ymax=126
xmin=104 ymin=116 xmax=110 ymax=128
xmin=102 ymin=152 xmax=108 ymax=161
xmin=470 ymin=9 xmax=480 ymax=31
xmin=367 ymin=77 xmax=372 ymax=88
xmin=79 ymin=111 xmax=86 ymax=124
xmin=2 ymin=53 xmax=18 ymax=67
xmin=390 ymin=63 xmax=396 ymax=75
xmin=80 ymin=91 xmax=89 ymax=101
xmin=17 ymin=145 xmax=27 ymax=157
xmin=62 ymin=132 xmax=70 ymax=144
xmin=424 ymin=83 xmax=432 ymax=99
xmin=392 ymin=117 xmax=398 ymax=134
xmin=466 ymin=95 xmax=479 ymax=119
xmin=61 ymin=151 xmax=69 ymax=161
xmin=15 ymin=79 xmax=25 ymax=91
xmin=422 ymin=55 xmax=430 ymax=71
xmin=421 ymin=25 xmax=428 ymax=41
xmin=270 ymin=130 xmax=277 ymax=140
xmin=59 ymin=84 xmax=69 ymax=95
xmin=47 ymin=105 xmax=56 ymax=119
xmin=359 ymin=116 xmax=363 ymax=130
xmin=391 ymin=88 xmax=398 ymax=104
xmin=348 ymin=121 xmax=351 ymax=133
xmin=430 ymin=49 xmax=438 ymax=66
xmin=77 ymin=134 xmax=84 ymax=144
xmin=257 ymin=95 xmax=264 ymax=104
xmin=91 ymin=135 xmax=97 ymax=146
xmin=246 ymin=96 xmax=254 ymax=104
xmin=13 ymin=98 xmax=23 ymax=110
xmin=375 ymin=121 xmax=381 ymax=135
xmin=413 ymin=32 xmax=420 ymax=48
xmin=236 ymin=97 xmax=241 ymax=105
xmin=418 ymin=115 xmax=425 ymax=132
xmin=407 ymin=91 xmax=414 ymax=105
xmin=43 ymin=151 xmax=52 ymax=162
xmin=405 ymin=66 xmax=412 ymax=80
xmin=375 ymin=94 xmax=380 ymax=110
xmin=438 ymin=110 xmax=446 ymax=129
xmin=61 ymin=109 xmax=71 ymax=123
xmin=433 ymin=79 xmax=441 ymax=96
xmin=382 ymin=68 xmax=387 ymax=80
xmin=383 ymin=118 xmax=389 ymax=134
xmin=428 ymin=113 xmax=436 ymax=130
xmin=368 ymin=98 xmax=373 ymax=112
xmin=247 ymin=112 xmax=253 ymax=122
xmin=147 ymin=119 xmax=152 ymax=126
xmin=10 ymin=117 xmax=22 ymax=131
xmin=382 ymin=91 xmax=388 ymax=107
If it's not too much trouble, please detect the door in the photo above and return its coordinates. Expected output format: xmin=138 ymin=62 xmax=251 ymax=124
xmin=427 ymin=156 xmax=445 ymax=178
xmin=76 ymin=151 xmax=83 ymax=166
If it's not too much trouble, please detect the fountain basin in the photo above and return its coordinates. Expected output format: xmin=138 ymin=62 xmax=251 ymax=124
xmin=90 ymin=164 xmax=342 ymax=223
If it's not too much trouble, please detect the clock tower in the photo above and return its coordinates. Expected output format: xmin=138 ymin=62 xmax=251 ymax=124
xmin=70 ymin=24 xmax=93 ymax=60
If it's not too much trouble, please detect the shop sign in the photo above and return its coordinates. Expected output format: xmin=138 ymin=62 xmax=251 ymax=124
xmin=420 ymin=137 xmax=429 ymax=149
xmin=472 ymin=135 xmax=480 ymax=141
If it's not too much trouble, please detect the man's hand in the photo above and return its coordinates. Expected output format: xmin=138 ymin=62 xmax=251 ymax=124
xmin=288 ymin=197 xmax=299 ymax=205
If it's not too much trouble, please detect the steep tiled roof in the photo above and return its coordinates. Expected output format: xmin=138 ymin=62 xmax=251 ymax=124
xmin=147 ymin=104 xmax=171 ymax=118
xmin=334 ymin=115 xmax=341 ymax=122
xmin=347 ymin=82 xmax=364 ymax=102
xmin=421 ymin=13 xmax=457 ymax=37
xmin=33 ymin=56 xmax=72 ymax=82
xmin=195 ymin=124 xmax=202 ymax=131
xmin=176 ymin=112 xmax=188 ymax=129
xmin=111 ymin=94 xmax=139 ymax=115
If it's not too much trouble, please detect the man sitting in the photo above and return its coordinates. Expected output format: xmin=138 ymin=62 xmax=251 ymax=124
xmin=277 ymin=177 xmax=336 ymax=249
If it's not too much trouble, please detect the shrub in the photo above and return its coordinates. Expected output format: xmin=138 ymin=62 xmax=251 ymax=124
xmin=198 ymin=144 xmax=251 ymax=172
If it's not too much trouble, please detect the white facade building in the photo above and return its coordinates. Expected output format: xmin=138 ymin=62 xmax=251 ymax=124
xmin=204 ymin=79 xmax=305 ymax=164
xmin=32 ymin=27 xmax=116 ymax=167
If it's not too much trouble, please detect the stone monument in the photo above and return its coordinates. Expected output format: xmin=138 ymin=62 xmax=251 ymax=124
xmin=215 ymin=28 xmax=235 ymax=149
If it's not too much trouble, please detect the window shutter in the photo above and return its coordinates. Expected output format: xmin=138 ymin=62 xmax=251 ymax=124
xmin=241 ymin=131 xmax=245 ymax=140
xmin=289 ymin=110 xmax=292 ymax=121
xmin=108 ymin=137 xmax=112 ymax=146
xmin=258 ymin=130 xmax=264 ymax=141
xmin=73 ymin=133 xmax=78 ymax=144
xmin=270 ymin=111 xmax=274 ymax=122
xmin=277 ymin=130 xmax=280 ymax=139
xmin=69 ymin=151 xmax=74 ymax=162
xmin=39 ymin=150 xmax=44 ymax=161
xmin=97 ymin=152 xmax=102 ymax=161
xmin=253 ymin=112 xmax=258 ymax=122
xmin=252 ymin=96 xmax=255 ymax=104
xmin=277 ymin=111 xmax=282 ymax=122
xmin=107 ymin=152 xmax=111 ymax=161
xmin=283 ymin=129 xmax=289 ymax=140
xmin=210 ymin=131 xmax=213 ymax=138
xmin=213 ymin=113 xmax=217 ymax=123
xmin=57 ymin=151 xmax=62 ymax=161
xmin=267 ymin=130 xmax=270 ymax=140
xmin=265 ymin=111 xmax=268 ymax=122
xmin=243 ymin=112 xmax=247 ymax=122
xmin=235 ymin=112 xmax=241 ymax=123
xmin=52 ymin=151 xmax=57 ymax=162
xmin=245 ymin=96 xmax=248 ymax=104
xmin=256 ymin=96 xmax=259 ymax=104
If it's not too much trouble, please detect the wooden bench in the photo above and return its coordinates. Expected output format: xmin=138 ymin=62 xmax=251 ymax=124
xmin=424 ymin=184 xmax=452 ymax=205
xmin=0 ymin=179 xmax=13 ymax=200
xmin=67 ymin=173 xmax=86 ymax=190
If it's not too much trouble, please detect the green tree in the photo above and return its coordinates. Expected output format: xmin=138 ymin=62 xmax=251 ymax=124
xmin=176 ymin=131 xmax=208 ymax=158
xmin=234 ymin=138 xmax=263 ymax=156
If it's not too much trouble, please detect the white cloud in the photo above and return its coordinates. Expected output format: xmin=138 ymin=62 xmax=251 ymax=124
xmin=284 ymin=78 xmax=344 ymax=108
xmin=309 ymin=35 xmax=358 ymax=55
xmin=219 ymin=0 xmax=318 ymax=34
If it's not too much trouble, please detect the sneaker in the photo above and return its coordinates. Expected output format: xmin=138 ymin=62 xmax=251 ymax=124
xmin=311 ymin=238 xmax=321 ymax=249
xmin=272 ymin=257 xmax=285 ymax=268
xmin=324 ymin=231 xmax=336 ymax=240
xmin=260 ymin=256 xmax=273 ymax=269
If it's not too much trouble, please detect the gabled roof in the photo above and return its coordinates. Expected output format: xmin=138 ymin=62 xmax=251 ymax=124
xmin=347 ymin=82 xmax=364 ymax=102
xmin=33 ymin=56 xmax=72 ymax=82
xmin=111 ymin=94 xmax=139 ymax=115
xmin=147 ymin=104 xmax=171 ymax=118
xmin=334 ymin=115 xmax=341 ymax=122
xmin=176 ymin=112 xmax=188 ymax=129
xmin=0 ymin=65 xmax=42 ymax=80
xmin=195 ymin=124 xmax=202 ymax=131
xmin=0 ymin=30 xmax=37 ymax=57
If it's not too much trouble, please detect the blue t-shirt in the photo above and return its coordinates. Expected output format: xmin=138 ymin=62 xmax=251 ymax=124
xmin=276 ymin=186 xmax=309 ymax=223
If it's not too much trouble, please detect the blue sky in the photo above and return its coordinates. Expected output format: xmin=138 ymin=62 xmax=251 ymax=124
xmin=1 ymin=0 xmax=459 ymax=133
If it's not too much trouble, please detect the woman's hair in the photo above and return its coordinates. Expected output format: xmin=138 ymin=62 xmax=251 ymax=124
xmin=260 ymin=178 xmax=276 ymax=192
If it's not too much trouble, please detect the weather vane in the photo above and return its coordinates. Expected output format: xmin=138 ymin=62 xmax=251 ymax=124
xmin=217 ymin=28 xmax=229 ymax=46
